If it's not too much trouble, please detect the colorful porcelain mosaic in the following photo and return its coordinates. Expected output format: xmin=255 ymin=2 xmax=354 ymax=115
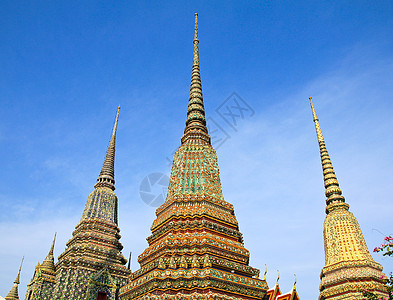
xmin=119 ymin=14 xmax=268 ymax=300
xmin=22 ymin=107 xmax=130 ymax=300
xmin=25 ymin=239 xmax=56 ymax=300
xmin=81 ymin=188 xmax=119 ymax=224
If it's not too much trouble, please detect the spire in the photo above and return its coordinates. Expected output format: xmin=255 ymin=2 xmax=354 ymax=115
xmin=15 ymin=257 xmax=23 ymax=285
xmin=181 ymin=13 xmax=210 ymax=145
xmin=41 ymin=233 xmax=56 ymax=273
xmin=309 ymin=97 xmax=346 ymax=213
xmin=311 ymin=97 xmax=388 ymax=299
xmin=95 ymin=106 xmax=120 ymax=190
xmin=49 ymin=232 xmax=56 ymax=255
xmin=5 ymin=257 xmax=23 ymax=300
xmin=127 ymin=252 xmax=132 ymax=270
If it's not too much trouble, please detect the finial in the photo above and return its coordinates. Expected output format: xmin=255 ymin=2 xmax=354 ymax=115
xmin=49 ymin=232 xmax=57 ymax=255
xmin=112 ymin=106 xmax=120 ymax=136
xmin=294 ymin=274 xmax=297 ymax=287
xmin=264 ymin=264 xmax=267 ymax=281
xmin=94 ymin=107 xmax=120 ymax=191
xmin=309 ymin=97 xmax=347 ymax=212
xmin=15 ymin=256 xmax=24 ymax=284
xmin=276 ymin=270 xmax=280 ymax=284
xmin=127 ymin=252 xmax=132 ymax=270
xmin=194 ymin=13 xmax=198 ymax=42
xmin=308 ymin=96 xmax=319 ymax=124
xmin=41 ymin=233 xmax=57 ymax=273
xmin=181 ymin=13 xmax=210 ymax=145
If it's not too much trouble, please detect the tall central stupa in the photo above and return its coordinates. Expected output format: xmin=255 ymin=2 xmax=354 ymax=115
xmin=119 ymin=13 xmax=268 ymax=300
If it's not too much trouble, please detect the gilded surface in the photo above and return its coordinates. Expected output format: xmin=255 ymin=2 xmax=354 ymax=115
xmin=309 ymin=97 xmax=388 ymax=300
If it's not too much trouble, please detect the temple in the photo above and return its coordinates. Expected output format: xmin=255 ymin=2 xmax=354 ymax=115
xmin=119 ymin=13 xmax=269 ymax=300
xmin=309 ymin=97 xmax=388 ymax=299
xmin=5 ymin=13 xmax=392 ymax=300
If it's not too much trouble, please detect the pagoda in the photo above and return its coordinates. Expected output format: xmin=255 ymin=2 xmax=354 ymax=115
xmin=46 ymin=106 xmax=131 ymax=300
xmin=5 ymin=257 xmax=24 ymax=300
xmin=119 ymin=14 xmax=268 ymax=300
xmin=309 ymin=97 xmax=388 ymax=299
xmin=25 ymin=234 xmax=57 ymax=300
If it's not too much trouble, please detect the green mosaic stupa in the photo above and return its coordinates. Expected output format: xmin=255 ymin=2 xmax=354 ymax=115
xmin=119 ymin=14 xmax=268 ymax=300
xmin=24 ymin=106 xmax=131 ymax=300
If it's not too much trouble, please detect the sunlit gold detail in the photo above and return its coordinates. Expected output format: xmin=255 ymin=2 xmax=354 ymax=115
xmin=309 ymin=97 xmax=388 ymax=299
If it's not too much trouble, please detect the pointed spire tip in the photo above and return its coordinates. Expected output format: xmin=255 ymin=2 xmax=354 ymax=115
xmin=309 ymin=97 xmax=346 ymax=211
xmin=15 ymin=256 xmax=24 ymax=284
xmin=194 ymin=13 xmax=199 ymax=42
xmin=94 ymin=106 xmax=120 ymax=191
xmin=127 ymin=251 xmax=132 ymax=270
xmin=49 ymin=232 xmax=57 ymax=254
xmin=181 ymin=12 xmax=210 ymax=145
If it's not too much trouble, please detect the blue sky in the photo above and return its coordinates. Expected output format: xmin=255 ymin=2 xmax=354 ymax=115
xmin=1 ymin=1 xmax=393 ymax=298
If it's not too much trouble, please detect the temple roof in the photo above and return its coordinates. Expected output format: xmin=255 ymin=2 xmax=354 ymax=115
xmin=276 ymin=287 xmax=299 ymax=300
xmin=265 ymin=283 xmax=281 ymax=300
xmin=265 ymin=272 xmax=300 ymax=300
